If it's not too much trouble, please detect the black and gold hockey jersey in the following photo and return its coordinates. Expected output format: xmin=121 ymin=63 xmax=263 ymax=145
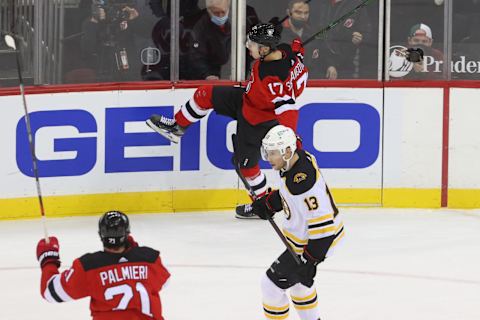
xmin=277 ymin=150 xmax=345 ymax=256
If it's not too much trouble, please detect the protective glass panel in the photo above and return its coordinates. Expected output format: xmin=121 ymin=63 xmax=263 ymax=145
xmin=247 ymin=0 xmax=380 ymax=80
xmin=181 ymin=0 xmax=258 ymax=80
xmin=0 ymin=0 xmax=35 ymax=87
xmin=389 ymin=0 xmax=446 ymax=80
xmin=61 ymin=0 xmax=168 ymax=83
xmin=451 ymin=1 xmax=480 ymax=80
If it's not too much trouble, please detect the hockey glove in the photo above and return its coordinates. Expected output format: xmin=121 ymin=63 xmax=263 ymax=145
xmin=252 ymin=189 xmax=282 ymax=220
xmin=291 ymin=38 xmax=305 ymax=62
xmin=252 ymin=196 xmax=275 ymax=220
xmin=36 ymin=237 xmax=61 ymax=268
xmin=297 ymin=249 xmax=324 ymax=287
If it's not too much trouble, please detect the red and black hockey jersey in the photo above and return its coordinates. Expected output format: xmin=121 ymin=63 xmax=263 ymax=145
xmin=40 ymin=246 xmax=170 ymax=320
xmin=243 ymin=43 xmax=309 ymax=126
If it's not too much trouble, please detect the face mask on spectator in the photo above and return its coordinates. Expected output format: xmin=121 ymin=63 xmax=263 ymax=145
xmin=290 ymin=17 xmax=307 ymax=29
xmin=210 ymin=11 xmax=229 ymax=26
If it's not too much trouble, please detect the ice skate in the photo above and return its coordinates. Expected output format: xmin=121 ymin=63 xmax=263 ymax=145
xmin=146 ymin=114 xmax=186 ymax=144
xmin=235 ymin=203 xmax=260 ymax=219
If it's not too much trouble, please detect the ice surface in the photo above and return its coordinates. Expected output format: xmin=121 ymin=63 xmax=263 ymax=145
xmin=1 ymin=208 xmax=479 ymax=320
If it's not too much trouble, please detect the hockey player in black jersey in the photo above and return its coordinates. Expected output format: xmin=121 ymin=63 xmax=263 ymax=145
xmin=250 ymin=125 xmax=345 ymax=320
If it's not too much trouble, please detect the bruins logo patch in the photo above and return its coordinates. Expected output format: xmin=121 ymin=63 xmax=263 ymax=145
xmin=293 ymin=172 xmax=307 ymax=183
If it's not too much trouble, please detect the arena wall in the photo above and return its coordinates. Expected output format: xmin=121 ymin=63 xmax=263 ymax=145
xmin=0 ymin=81 xmax=478 ymax=219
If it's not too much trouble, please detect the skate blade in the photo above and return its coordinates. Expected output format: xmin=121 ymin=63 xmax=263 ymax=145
xmin=146 ymin=119 xmax=180 ymax=144
xmin=235 ymin=213 xmax=260 ymax=219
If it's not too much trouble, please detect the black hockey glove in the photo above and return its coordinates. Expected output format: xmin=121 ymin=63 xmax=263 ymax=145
xmin=252 ymin=189 xmax=282 ymax=220
xmin=252 ymin=196 xmax=275 ymax=220
xmin=296 ymin=249 xmax=323 ymax=288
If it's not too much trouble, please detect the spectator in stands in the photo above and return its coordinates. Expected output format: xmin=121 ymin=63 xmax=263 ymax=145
xmin=390 ymin=0 xmax=444 ymax=45
xmin=188 ymin=0 xmax=259 ymax=80
xmin=309 ymin=0 xmax=374 ymax=79
xmin=81 ymin=0 xmax=141 ymax=81
xmin=189 ymin=0 xmax=232 ymax=80
xmin=406 ymin=23 xmax=444 ymax=79
xmin=280 ymin=0 xmax=337 ymax=79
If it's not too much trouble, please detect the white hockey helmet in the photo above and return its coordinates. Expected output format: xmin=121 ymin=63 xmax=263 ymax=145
xmin=261 ymin=125 xmax=297 ymax=168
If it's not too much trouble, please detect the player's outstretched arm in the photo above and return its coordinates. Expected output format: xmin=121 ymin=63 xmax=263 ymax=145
xmin=37 ymin=237 xmax=87 ymax=303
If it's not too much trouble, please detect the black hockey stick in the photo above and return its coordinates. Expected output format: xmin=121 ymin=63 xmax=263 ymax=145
xmin=303 ymin=0 xmax=374 ymax=46
xmin=231 ymin=134 xmax=302 ymax=265
xmin=4 ymin=33 xmax=49 ymax=242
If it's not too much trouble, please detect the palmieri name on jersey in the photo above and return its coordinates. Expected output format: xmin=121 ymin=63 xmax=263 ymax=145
xmin=100 ymin=265 xmax=148 ymax=286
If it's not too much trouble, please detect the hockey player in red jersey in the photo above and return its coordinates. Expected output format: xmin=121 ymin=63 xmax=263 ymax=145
xmin=146 ymin=22 xmax=309 ymax=219
xmin=36 ymin=211 xmax=170 ymax=320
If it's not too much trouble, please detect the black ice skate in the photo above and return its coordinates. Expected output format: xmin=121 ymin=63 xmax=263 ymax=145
xmin=235 ymin=203 xmax=260 ymax=219
xmin=146 ymin=114 xmax=186 ymax=144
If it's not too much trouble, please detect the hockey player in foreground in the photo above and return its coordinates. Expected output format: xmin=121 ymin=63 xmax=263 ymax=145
xmin=251 ymin=125 xmax=345 ymax=320
xmin=146 ymin=22 xmax=309 ymax=219
xmin=36 ymin=211 xmax=170 ymax=320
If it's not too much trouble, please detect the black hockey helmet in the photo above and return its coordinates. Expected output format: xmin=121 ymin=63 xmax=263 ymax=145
xmin=247 ymin=23 xmax=281 ymax=49
xmin=98 ymin=211 xmax=130 ymax=248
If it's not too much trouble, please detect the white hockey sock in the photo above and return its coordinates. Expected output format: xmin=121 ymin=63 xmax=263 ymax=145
xmin=290 ymin=283 xmax=320 ymax=320
xmin=247 ymin=171 xmax=267 ymax=197
xmin=261 ymin=274 xmax=290 ymax=319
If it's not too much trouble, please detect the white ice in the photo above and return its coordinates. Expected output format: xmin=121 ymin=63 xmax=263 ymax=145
xmin=1 ymin=208 xmax=479 ymax=320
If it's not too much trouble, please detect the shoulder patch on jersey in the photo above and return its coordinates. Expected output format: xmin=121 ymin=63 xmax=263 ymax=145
xmin=293 ymin=172 xmax=307 ymax=183
xmin=285 ymin=150 xmax=317 ymax=195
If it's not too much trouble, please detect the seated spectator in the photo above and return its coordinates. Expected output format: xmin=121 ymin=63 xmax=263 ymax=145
xmin=309 ymin=0 xmax=373 ymax=79
xmin=280 ymin=0 xmax=337 ymax=79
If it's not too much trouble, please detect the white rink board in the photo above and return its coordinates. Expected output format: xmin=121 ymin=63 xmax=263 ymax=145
xmin=0 ymin=87 xmax=383 ymax=199
xmin=449 ymin=88 xmax=480 ymax=189
xmin=383 ymin=88 xmax=443 ymax=188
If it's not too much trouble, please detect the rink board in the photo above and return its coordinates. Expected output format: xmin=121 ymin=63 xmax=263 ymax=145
xmin=0 ymin=84 xmax=478 ymax=218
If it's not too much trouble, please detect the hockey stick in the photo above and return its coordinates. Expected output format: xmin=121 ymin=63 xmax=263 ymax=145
xmin=231 ymin=134 xmax=302 ymax=265
xmin=4 ymin=34 xmax=49 ymax=242
xmin=303 ymin=0 xmax=374 ymax=46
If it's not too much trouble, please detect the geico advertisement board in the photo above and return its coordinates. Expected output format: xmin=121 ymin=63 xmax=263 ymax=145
xmin=0 ymin=88 xmax=383 ymax=200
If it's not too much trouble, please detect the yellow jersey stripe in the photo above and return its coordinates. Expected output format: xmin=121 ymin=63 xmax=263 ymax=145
xmin=331 ymin=228 xmax=345 ymax=248
xmin=291 ymin=290 xmax=316 ymax=302
xmin=308 ymin=225 xmax=337 ymax=235
xmin=283 ymin=229 xmax=308 ymax=244
xmin=285 ymin=238 xmax=304 ymax=254
xmin=308 ymin=214 xmax=334 ymax=225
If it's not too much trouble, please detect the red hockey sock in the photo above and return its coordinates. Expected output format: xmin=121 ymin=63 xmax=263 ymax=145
xmin=175 ymin=85 xmax=214 ymax=127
